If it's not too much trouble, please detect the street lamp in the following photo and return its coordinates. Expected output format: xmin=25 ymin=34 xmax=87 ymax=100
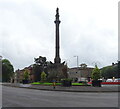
xmin=74 ymin=55 xmax=81 ymax=81
xmin=74 ymin=56 xmax=79 ymax=68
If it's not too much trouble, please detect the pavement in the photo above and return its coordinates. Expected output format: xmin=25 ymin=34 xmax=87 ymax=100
xmin=2 ymin=83 xmax=120 ymax=92
xmin=2 ymin=86 xmax=119 ymax=107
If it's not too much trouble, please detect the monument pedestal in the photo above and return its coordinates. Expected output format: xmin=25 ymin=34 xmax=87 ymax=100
xmin=48 ymin=63 xmax=68 ymax=82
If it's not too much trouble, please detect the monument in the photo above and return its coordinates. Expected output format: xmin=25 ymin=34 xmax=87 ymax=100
xmin=48 ymin=8 xmax=68 ymax=81
xmin=54 ymin=8 xmax=61 ymax=64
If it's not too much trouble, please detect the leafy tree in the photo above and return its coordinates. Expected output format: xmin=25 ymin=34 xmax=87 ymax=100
xmin=2 ymin=59 xmax=14 ymax=82
xmin=34 ymin=56 xmax=47 ymax=68
xmin=32 ymin=64 xmax=42 ymax=81
xmin=33 ymin=56 xmax=49 ymax=82
xmin=91 ymin=65 xmax=100 ymax=80
xmin=118 ymin=61 xmax=120 ymax=77
xmin=41 ymin=71 xmax=47 ymax=82
xmin=101 ymin=65 xmax=118 ymax=79
xmin=23 ymin=69 xmax=29 ymax=80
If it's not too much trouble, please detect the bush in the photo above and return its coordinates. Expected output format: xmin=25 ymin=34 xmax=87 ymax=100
xmin=22 ymin=80 xmax=29 ymax=84
xmin=61 ymin=78 xmax=72 ymax=87
xmin=92 ymin=80 xmax=101 ymax=87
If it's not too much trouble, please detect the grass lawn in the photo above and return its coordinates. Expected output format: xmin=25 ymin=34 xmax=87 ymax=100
xmin=31 ymin=82 xmax=43 ymax=85
xmin=72 ymin=83 xmax=85 ymax=85
xmin=31 ymin=82 xmax=61 ymax=85
xmin=31 ymin=82 xmax=86 ymax=86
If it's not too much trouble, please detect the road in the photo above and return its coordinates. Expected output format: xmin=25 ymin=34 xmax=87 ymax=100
xmin=2 ymin=86 xmax=118 ymax=107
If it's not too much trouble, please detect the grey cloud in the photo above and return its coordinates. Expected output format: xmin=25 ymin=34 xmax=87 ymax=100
xmin=0 ymin=0 xmax=118 ymax=70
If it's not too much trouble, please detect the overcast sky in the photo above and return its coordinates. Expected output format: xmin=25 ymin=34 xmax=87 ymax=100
xmin=0 ymin=0 xmax=119 ymax=70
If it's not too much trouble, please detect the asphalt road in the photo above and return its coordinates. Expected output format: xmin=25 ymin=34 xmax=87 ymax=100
xmin=2 ymin=86 xmax=118 ymax=107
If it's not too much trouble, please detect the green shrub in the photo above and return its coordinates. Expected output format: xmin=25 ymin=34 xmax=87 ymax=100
xmin=41 ymin=71 xmax=47 ymax=82
xmin=23 ymin=70 xmax=29 ymax=80
xmin=91 ymin=65 xmax=100 ymax=81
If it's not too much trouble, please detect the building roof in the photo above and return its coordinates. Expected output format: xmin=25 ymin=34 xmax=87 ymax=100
xmin=68 ymin=66 xmax=94 ymax=70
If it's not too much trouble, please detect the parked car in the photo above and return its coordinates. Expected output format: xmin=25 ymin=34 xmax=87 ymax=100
xmin=106 ymin=78 xmax=120 ymax=82
xmin=106 ymin=79 xmax=113 ymax=82
xmin=114 ymin=78 xmax=120 ymax=82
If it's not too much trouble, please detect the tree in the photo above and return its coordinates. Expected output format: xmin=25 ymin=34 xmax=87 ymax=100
xmin=41 ymin=71 xmax=47 ymax=82
xmin=32 ymin=64 xmax=42 ymax=81
xmin=91 ymin=65 xmax=100 ymax=80
xmin=23 ymin=69 xmax=29 ymax=80
xmin=117 ymin=61 xmax=120 ymax=77
xmin=101 ymin=65 xmax=118 ymax=79
xmin=33 ymin=56 xmax=48 ymax=82
xmin=2 ymin=59 xmax=14 ymax=82
xmin=34 ymin=56 xmax=47 ymax=68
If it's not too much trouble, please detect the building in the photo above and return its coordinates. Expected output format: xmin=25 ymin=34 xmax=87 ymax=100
xmin=14 ymin=65 xmax=35 ymax=83
xmin=68 ymin=66 xmax=94 ymax=82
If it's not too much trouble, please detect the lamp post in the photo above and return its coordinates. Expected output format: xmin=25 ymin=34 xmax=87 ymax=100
xmin=74 ymin=56 xmax=79 ymax=68
xmin=74 ymin=56 xmax=81 ymax=82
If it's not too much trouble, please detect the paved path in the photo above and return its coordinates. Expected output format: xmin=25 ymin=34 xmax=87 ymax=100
xmin=2 ymin=86 xmax=118 ymax=107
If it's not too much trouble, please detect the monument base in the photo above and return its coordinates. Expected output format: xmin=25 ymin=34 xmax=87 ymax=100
xmin=47 ymin=62 xmax=68 ymax=82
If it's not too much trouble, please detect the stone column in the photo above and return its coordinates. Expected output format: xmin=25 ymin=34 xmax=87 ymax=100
xmin=54 ymin=8 xmax=61 ymax=64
